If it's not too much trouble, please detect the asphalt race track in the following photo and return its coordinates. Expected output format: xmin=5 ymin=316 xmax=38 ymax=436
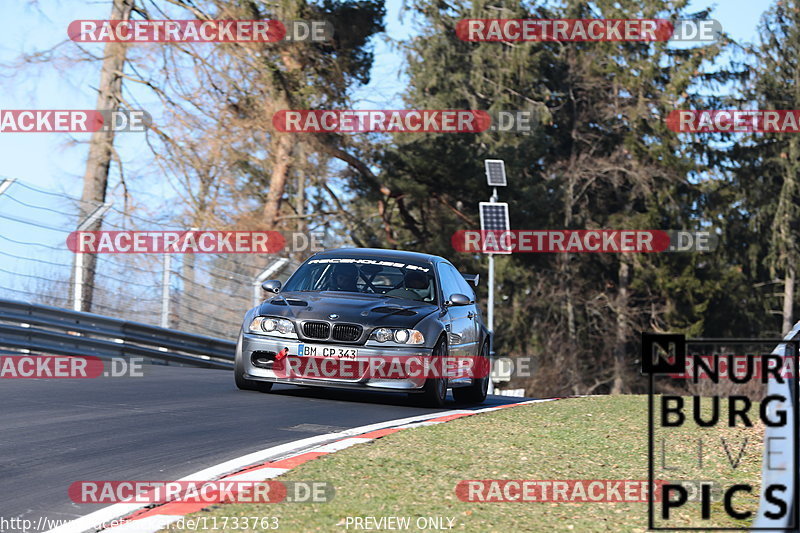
xmin=0 ymin=365 xmax=526 ymax=526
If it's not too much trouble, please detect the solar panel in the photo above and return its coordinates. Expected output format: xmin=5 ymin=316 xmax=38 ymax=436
xmin=479 ymin=202 xmax=511 ymax=254
xmin=484 ymin=159 xmax=507 ymax=187
xmin=479 ymin=202 xmax=509 ymax=232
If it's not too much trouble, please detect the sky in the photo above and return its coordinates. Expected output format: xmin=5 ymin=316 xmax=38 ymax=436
xmin=0 ymin=0 xmax=416 ymax=200
xmin=0 ymin=0 xmax=774 ymax=290
xmin=0 ymin=0 xmax=768 ymax=198
xmin=0 ymin=0 xmax=421 ymax=299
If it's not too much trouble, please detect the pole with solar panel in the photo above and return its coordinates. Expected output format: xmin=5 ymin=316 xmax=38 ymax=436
xmin=480 ymin=160 xmax=511 ymax=395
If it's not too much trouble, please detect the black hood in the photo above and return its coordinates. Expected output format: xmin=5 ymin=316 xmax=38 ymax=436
xmin=257 ymin=291 xmax=437 ymax=329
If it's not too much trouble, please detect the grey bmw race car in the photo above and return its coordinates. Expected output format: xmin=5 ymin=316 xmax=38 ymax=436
xmin=234 ymin=248 xmax=490 ymax=407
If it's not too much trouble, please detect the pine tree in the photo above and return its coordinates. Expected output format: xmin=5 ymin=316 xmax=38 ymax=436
xmin=350 ymin=0 xmax=737 ymax=395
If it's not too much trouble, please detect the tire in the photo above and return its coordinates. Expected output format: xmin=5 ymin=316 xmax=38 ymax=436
xmin=418 ymin=337 xmax=449 ymax=408
xmin=234 ymin=347 xmax=273 ymax=393
xmin=453 ymin=341 xmax=489 ymax=405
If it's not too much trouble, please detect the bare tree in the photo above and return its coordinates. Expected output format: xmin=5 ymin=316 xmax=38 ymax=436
xmin=75 ymin=0 xmax=134 ymax=311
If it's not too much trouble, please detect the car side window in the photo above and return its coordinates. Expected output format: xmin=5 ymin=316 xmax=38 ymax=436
xmin=437 ymin=263 xmax=465 ymax=302
xmin=450 ymin=265 xmax=476 ymax=302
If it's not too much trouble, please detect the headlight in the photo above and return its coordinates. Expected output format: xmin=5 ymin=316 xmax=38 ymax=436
xmin=249 ymin=316 xmax=297 ymax=338
xmin=370 ymin=328 xmax=424 ymax=345
xmin=373 ymin=328 xmax=393 ymax=342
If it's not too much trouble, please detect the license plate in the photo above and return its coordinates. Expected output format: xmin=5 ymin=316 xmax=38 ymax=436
xmin=297 ymin=344 xmax=358 ymax=360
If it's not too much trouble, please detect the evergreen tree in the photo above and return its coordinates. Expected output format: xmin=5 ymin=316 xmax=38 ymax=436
xmin=350 ymin=0 xmax=737 ymax=395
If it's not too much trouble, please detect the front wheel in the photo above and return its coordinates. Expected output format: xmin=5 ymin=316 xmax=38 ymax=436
xmin=452 ymin=342 xmax=489 ymax=404
xmin=235 ymin=368 xmax=274 ymax=392
xmin=418 ymin=337 xmax=449 ymax=408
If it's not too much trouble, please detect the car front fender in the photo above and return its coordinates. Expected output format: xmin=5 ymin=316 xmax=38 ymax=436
xmin=412 ymin=311 xmax=449 ymax=350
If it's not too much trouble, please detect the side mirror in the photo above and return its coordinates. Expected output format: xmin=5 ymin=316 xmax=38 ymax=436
xmin=446 ymin=293 xmax=471 ymax=307
xmin=261 ymin=279 xmax=282 ymax=294
xmin=462 ymin=274 xmax=479 ymax=287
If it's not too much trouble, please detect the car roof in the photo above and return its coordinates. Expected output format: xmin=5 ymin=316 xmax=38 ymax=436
xmin=310 ymin=247 xmax=443 ymax=265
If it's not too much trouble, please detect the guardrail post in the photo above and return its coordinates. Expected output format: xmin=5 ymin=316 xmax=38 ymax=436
xmin=73 ymin=253 xmax=85 ymax=313
xmin=161 ymin=254 xmax=171 ymax=328
xmin=72 ymin=202 xmax=112 ymax=312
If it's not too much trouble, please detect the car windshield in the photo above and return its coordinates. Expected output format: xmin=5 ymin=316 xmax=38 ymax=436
xmin=282 ymin=258 xmax=437 ymax=303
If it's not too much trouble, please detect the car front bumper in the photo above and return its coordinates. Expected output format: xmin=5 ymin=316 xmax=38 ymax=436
xmin=240 ymin=332 xmax=434 ymax=391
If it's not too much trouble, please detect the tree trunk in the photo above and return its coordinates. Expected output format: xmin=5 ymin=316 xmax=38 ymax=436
xmin=782 ymin=127 xmax=800 ymax=335
xmin=296 ymin=171 xmax=306 ymax=233
xmin=564 ymin=189 xmax=576 ymax=342
xmin=563 ymin=148 xmax=578 ymax=392
xmin=263 ymin=133 xmax=294 ymax=227
xmin=293 ymin=168 xmax=306 ymax=264
xmin=783 ymin=266 xmax=795 ymax=335
xmin=73 ymin=0 xmax=133 ymax=312
xmin=611 ymin=255 xmax=631 ymax=394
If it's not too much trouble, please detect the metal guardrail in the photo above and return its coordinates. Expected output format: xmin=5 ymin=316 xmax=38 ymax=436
xmin=0 ymin=298 xmax=236 ymax=369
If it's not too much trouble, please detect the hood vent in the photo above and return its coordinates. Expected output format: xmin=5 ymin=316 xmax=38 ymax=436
xmin=270 ymin=298 xmax=308 ymax=307
xmin=372 ymin=306 xmax=416 ymax=316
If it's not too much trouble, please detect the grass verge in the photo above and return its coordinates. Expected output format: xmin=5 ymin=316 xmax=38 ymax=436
xmin=161 ymin=395 xmax=765 ymax=532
